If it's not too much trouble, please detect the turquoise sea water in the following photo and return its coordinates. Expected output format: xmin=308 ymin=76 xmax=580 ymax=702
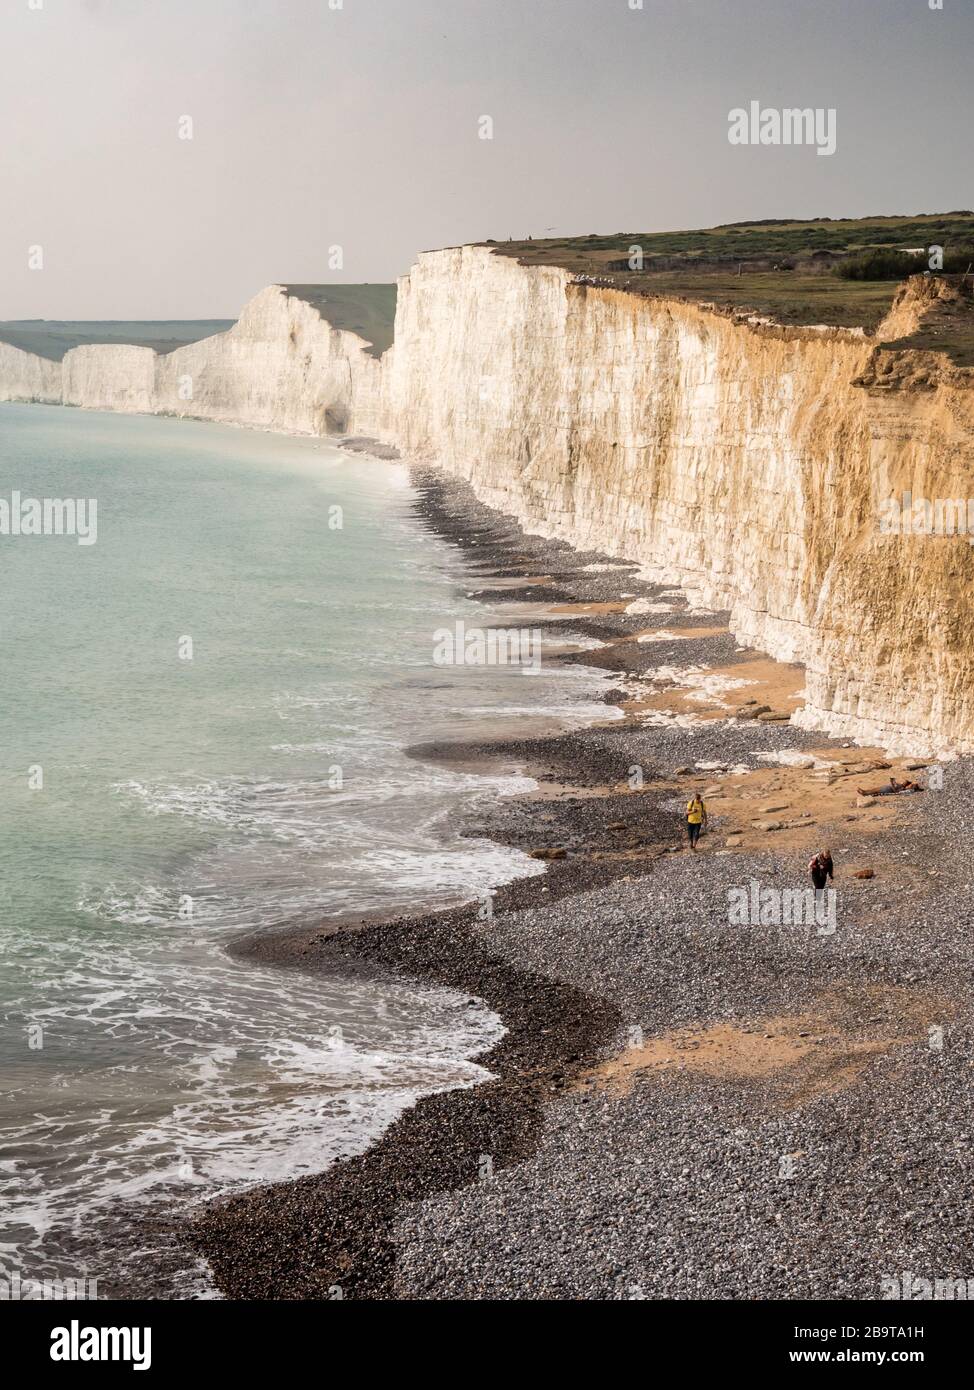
xmin=0 ymin=403 xmax=606 ymax=1294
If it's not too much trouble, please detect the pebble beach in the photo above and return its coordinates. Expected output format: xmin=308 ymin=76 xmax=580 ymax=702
xmin=191 ymin=468 xmax=974 ymax=1301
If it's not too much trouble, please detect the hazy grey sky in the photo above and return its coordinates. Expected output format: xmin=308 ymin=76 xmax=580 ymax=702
xmin=2 ymin=0 xmax=971 ymax=319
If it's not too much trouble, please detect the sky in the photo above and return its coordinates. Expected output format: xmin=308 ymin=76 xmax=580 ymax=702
xmin=1 ymin=0 xmax=971 ymax=319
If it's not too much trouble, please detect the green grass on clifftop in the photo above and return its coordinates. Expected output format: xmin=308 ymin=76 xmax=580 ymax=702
xmin=487 ymin=214 xmax=974 ymax=358
xmin=283 ymin=285 xmax=397 ymax=358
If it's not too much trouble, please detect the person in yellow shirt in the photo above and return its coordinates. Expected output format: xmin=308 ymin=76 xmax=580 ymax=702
xmin=686 ymin=793 xmax=707 ymax=851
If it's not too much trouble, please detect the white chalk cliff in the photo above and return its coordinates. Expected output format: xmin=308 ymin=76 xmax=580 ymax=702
xmin=3 ymin=247 xmax=973 ymax=755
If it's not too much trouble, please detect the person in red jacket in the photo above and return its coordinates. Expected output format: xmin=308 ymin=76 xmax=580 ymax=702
xmin=809 ymin=849 xmax=834 ymax=892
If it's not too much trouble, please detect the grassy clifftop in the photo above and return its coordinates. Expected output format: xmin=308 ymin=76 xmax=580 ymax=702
xmin=487 ymin=214 xmax=974 ymax=360
xmin=283 ymin=284 xmax=397 ymax=358
xmin=494 ymin=213 xmax=973 ymax=264
xmin=0 ymin=286 xmax=400 ymax=365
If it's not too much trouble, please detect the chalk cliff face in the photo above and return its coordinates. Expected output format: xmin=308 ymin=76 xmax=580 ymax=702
xmin=3 ymin=248 xmax=973 ymax=755
xmin=386 ymin=248 xmax=974 ymax=756
xmin=4 ymin=287 xmax=384 ymax=436
xmin=0 ymin=341 xmax=61 ymax=403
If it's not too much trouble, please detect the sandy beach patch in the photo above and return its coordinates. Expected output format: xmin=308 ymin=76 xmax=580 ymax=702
xmin=624 ymin=653 xmax=805 ymax=721
xmin=710 ymin=655 xmax=806 ymax=712
xmin=576 ymin=986 xmax=943 ymax=1111
xmin=680 ymin=745 xmax=929 ymax=853
xmin=522 ymin=740 xmax=932 ymax=859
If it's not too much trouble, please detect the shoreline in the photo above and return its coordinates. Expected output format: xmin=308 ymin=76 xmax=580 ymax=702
xmin=188 ymin=466 xmax=658 ymax=1298
xmin=189 ymin=465 xmax=974 ymax=1301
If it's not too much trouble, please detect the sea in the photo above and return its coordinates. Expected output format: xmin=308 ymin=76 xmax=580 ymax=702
xmin=0 ymin=402 xmax=608 ymax=1295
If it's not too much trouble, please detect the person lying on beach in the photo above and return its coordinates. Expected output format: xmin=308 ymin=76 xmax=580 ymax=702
xmin=686 ymin=794 xmax=707 ymax=851
xmin=809 ymin=849 xmax=834 ymax=892
xmin=857 ymin=776 xmax=924 ymax=797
